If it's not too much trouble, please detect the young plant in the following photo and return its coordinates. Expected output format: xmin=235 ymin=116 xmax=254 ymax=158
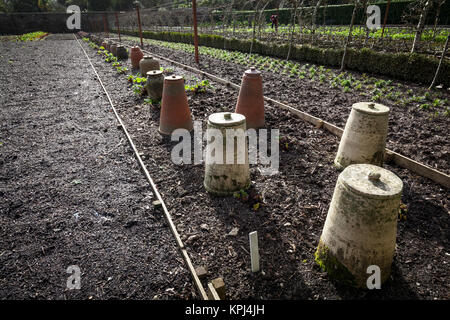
xmin=129 ymin=75 xmax=147 ymax=96
xmin=185 ymin=79 xmax=212 ymax=94
xmin=144 ymin=98 xmax=160 ymax=107
xmin=105 ymin=53 xmax=118 ymax=63
xmin=116 ymin=66 xmax=128 ymax=74
xmin=419 ymin=103 xmax=431 ymax=110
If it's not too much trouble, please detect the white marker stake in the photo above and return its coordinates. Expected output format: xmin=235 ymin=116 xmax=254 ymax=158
xmin=249 ymin=231 xmax=260 ymax=273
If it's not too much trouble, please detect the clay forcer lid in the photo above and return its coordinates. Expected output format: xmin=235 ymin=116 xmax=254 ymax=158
xmin=340 ymin=164 xmax=403 ymax=199
xmin=165 ymin=75 xmax=183 ymax=82
xmin=245 ymin=66 xmax=261 ymax=78
xmin=208 ymin=112 xmax=246 ymax=127
xmin=353 ymin=102 xmax=390 ymax=116
xmin=147 ymin=70 xmax=163 ymax=77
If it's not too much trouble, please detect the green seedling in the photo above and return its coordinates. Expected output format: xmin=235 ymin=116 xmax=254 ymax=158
xmin=319 ymin=74 xmax=326 ymax=83
xmin=116 ymin=66 xmax=128 ymax=74
xmin=341 ymin=79 xmax=351 ymax=88
xmin=233 ymin=189 xmax=249 ymax=202
xmin=419 ymin=103 xmax=431 ymax=110
xmin=398 ymin=202 xmax=407 ymax=221
xmin=144 ymin=98 xmax=160 ymax=107
xmin=432 ymin=99 xmax=443 ymax=108
xmin=371 ymin=93 xmax=382 ymax=102
xmin=443 ymin=107 xmax=450 ymax=117
xmin=105 ymin=53 xmax=118 ymax=63
xmin=185 ymin=79 xmax=211 ymax=94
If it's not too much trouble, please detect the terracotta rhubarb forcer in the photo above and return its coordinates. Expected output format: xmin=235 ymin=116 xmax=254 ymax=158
xmin=130 ymin=46 xmax=144 ymax=70
xmin=159 ymin=75 xmax=193 ymax=135
xmin=146 ymin=70 xmax=164 ymax=100
xmin=110 ymin=43 xmax=118 ymax=57
xmin=139 ymin=55 xmax=160 ymax=77
xmin=105 ymin=41 xmax=112 ymax=52
xmin=235 ymin=66 xmax=265 ymax=129
xmin=116 ymin=45 xmax=128 ymax=61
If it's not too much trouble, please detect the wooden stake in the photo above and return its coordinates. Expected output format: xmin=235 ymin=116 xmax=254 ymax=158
xmin=136 ymin=3 xmax=144 ymax=47
xmin=115 ymin=12 xmax=121 ymax=42
xmin=381 ymin=0 xmax=391 ymax=39
xmin=249 ymin=231 xmax=259 ymax=273
xmin=192 ymin=0 xmax=199 ymax=64
xmin=103 ymin=14 xmax=109 ymax=38
xmin=429 ymin=34 xmax=449 ymax=90
xmin=207 ymin=282 xmax=221 ymax=300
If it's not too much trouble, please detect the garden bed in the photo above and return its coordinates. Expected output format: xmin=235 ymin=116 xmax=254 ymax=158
xmin=119 ymin=35 xmax=449 ymax=175
xmin=117 ymin=30 xmax=450 ymax=87
xmin=80 ymin=37 xmax=449 ymax=299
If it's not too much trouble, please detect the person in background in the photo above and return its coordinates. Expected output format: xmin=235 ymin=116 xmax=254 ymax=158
xmin=270 ymin=14 xmax=278 ymax=32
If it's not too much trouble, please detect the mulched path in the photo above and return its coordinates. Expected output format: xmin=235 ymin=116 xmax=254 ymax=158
xmin=80 ymin=37 xmax=449 ymax=300
xmin=0 ymin=37 xmax=193 ymax=299
xmin=122 ymin=36 xmax=450 ymax=175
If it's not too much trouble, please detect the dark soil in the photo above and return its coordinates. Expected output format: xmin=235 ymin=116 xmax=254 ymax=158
xmin=0 ymin=38 xmax=193 ymax=299
xmin=121 ymin=36 xmax=450 ymax=175
xmin=81 ymin=37 xmax=449 ymax=300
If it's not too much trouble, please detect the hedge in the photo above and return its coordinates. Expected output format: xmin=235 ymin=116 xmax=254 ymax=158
xmin=216 ymin=1 xmax=450 ymax=26
xmin=119 ymin=30 xmax=450 ymax=88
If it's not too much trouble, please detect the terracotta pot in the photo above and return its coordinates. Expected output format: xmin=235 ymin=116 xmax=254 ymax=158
xmin=235 ymin=67 xmax=265 ymax=129
xmin=105 ymin=41 xmax=112 ymax=51
xmin=159 ymin=75 xmax=193 ymax=135
xmin=130 ymin=46 xmax=144 ymax=70
xmin=116 ymin=45 xmax=128 ymax=60
xmin=146 ymin=70 xmax=164 ymax=100
xmin=110 ymin=43 xmax=118 ymax=57
xmin=139 ymin=55 xmax=160 ymax=77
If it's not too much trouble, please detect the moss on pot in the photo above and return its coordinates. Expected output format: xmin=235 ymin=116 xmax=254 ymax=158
xmin=314 ymin=239 xmax=356 ymax=287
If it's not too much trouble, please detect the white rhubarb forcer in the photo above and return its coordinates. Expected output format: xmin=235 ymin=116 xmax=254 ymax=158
xmin=317 ymin=163 xmax=403 ymax=287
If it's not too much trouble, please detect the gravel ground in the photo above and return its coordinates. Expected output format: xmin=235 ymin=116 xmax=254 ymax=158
xmin=0 ymin=37 xmax=193 ymax=300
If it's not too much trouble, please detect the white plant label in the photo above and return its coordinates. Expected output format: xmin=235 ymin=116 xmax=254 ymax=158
xmin=249 ymin=231 xmax=260 ymax=273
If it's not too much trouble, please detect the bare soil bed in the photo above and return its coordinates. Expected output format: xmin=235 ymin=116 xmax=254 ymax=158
xmin=81 ymin=37 xmax=449 ymax=299
xmin=0 ymin=38 xmax=193 ymax=299
xmin=121 ymin=36 xmax=450 ymax=175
